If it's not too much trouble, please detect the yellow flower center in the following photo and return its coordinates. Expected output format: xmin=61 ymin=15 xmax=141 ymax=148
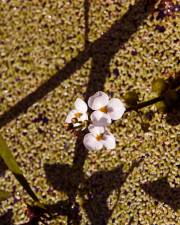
xmin=96 ymin=134 xmax=104 ymax=141
xmin=100 ymin=106 xmax=108 ymax=113
xmin=75 ymin=112 xmax=82 ymax=118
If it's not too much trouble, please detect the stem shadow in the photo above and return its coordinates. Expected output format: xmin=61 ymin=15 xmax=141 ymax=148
xmin=0 ymin=209 xmax=13 ymax=225
xmin=0 ymin=158 xmax=7 ymax=177
xmin=43 ymin=0 xmax=158 ymax=224
xmin=1 ymin=1 xmax=159 ymax=224
xmin=81 ymin=159 xmax=143 ymax=225
xmin=44 ymin=157 xmax=144 ymax=225
xmin=0 ymin=0 xmax=158 ymax=128
xmin=85 ymin=0 xmax=158 ymax=99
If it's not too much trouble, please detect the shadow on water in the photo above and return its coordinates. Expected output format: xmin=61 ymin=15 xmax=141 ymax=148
xmin=0 ymin=0 xmax=158 ymax=128
xmin=58 ymin=2 xmax=158 ymax=223
xmin=80 ymin=161 xmax=142 ymax=225
xmin=141 ymin=177 xmax=180 ymax=211
xmin=0 ymin=0 xmax=160 ymax=224
xmin=44 ymin=134 xmax=87 ymax=225
xmin=165 ymin=72 xmax=180 ymax=126
xmin=44 ymin=157 xmax=144 ymax=225
xmin=0 ymin=209 xmax=13 ymax=225
xmin=0 ymin=158 xmax=7 ymax=177
xmin=84 ymin=0 xmax=158 ymax=99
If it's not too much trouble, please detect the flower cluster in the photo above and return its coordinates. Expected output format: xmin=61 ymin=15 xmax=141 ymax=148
xmin=65 ymin=91 xmax=126 ymax=151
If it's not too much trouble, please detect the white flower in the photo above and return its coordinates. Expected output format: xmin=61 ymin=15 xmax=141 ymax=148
xmin=83 ymin=124 xmax=116 ymax=150
xmin=65 ymin=98 xmax=88 ymax=126
xmin=88 ymin=91 xmax=126 ymax=126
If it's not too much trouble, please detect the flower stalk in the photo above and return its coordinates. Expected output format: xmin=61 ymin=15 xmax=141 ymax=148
xmin=126 ymin=95 xmax=164 ymax=112
xmin=127 ymin=84 xmax=180 ymax=112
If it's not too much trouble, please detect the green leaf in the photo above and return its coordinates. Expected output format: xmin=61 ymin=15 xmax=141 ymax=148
xmin=152 ymin=78 xmax=167 ymax=95
xmin=0 ymin=190 xmax=11 ymax=202
xmin=0 ymin=135 xmax=22 ymax=174
xmin=124 ymin=91 xmax=139 ymax=107
xmin=0 ymin=135 xmax=39 ymax=202
xmin=155 ymin=101 xmax=166 ymax=113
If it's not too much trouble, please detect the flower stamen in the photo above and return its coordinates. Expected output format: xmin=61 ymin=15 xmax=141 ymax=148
xmin=96 ymin=134 xmax=104 ymax=141
xmin=100 ymin=106 xmax=108 ymax=113
xmin=75 ymin=112 xmax=82 ymax=118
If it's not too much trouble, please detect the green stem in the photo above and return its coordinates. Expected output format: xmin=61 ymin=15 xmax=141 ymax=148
xmin=126 ymin=95 xmax=164 ymax=112
xmin=126 ymin=84 xmax=180 ymax=112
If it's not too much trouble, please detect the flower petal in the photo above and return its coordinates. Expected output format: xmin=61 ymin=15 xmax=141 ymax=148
xmin=88 ymin=124 xmax=105 ymax=135
xmin=73 ymin=122 xmax=81 ymax=127
xmin=107 ymin=98 xmax=126 ymax=120
xmin=79 ymin=112 xmax=88 ymax=122
xmin=102 ymin=131 xmax=116 ymax=149
xmin=65 ymin=109 xmax=78 ymax=123
xmin=88 ymin=91 xmax=109 ymax=110
xmin=90 ymin=110 xmax=111 ymax=126
xmin=83 ymin=133 xmax=103 ymax=151
xmin=74 ymin=98 xmax=88 ymax=113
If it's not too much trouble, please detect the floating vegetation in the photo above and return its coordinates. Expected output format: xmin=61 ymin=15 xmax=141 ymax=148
xmin=0 ymin=0 xmax=179 ymax=224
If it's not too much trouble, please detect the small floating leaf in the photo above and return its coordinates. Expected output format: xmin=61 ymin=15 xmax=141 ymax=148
xmin=155 ymin=101 xmax=166 ymax=113
xmin=151 ymin=78 xmax=167 ymax=95
xmin=124 ymin=91 xmax=139 ymax=107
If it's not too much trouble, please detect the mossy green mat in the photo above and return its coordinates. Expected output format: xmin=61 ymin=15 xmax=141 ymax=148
xmin=0 ymin=0 xmax=179 ymax=224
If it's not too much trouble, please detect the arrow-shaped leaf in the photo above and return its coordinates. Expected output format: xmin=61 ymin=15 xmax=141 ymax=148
xmin=0 ymin=135 xmax=39 ymax=202
xmin=0 ymin=135 xmax=22 ymax=174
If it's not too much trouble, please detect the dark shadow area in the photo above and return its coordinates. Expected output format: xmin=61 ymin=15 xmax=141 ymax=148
xmin=81 ymin=165 xmax=124 ymax=225
xmin=18 ymin=201 xmax=81 ymax=225
xmin=44 ymin=158 xmax=143 ymax=225
xmin=85 ymin=0 xmax=158 ymax=99
xmin=81 ymin=158 xmax=143 ymax=225
xmin=46 ymin=200 xmax=81 ymax=225
xmin=44 ymin=135 xmax=87 ymax=225
xmin=0 ymin=158 xmax=7 ymax=177
xmin=0 ymin=209 xmax=14 ymax=225
xmin=44 ymin=133 xmax=88 ymax=201
xmin=166 ymin=107 xmax=180 ymax=126
xmin=0 ymin=0 xmax=158 ymax=128
xmin=0 ymin=49 xmax=89 ymax=128
xmin=18 ymin=204 xmax=48 ymax=225
xmin=165 ymin=72 xmax=180 ymax=126
xmin=44 ymin=163 xmax=78 ymax=195
xmin=141 ymin=177 xmax=180 ymax=211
